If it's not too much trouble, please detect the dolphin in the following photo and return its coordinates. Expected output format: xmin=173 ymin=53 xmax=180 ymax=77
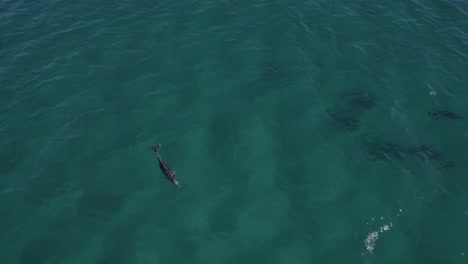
xmin=428 ymin=110 xmax=463 ymax=120
xmin=148 ymin=144 xmax=180 ymax=187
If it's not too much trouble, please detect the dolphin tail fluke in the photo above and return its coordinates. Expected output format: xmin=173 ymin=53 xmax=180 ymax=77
xmin=148 ymin=144 xmax=161 ymax=153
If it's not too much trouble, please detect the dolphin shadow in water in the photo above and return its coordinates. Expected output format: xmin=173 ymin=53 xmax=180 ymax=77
xmin=148 ymin=144 xmax=180 ymax=187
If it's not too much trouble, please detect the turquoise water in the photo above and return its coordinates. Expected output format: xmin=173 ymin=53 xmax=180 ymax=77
xmin=1 ymin=0 xmax=467 ymax=263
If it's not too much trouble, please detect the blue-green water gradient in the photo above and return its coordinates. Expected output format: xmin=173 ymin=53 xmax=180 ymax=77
xmin=1 ymin=1 xmax=467 ymax=263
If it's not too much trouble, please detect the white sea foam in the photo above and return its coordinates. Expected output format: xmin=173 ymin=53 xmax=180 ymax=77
xmin=364 ymin=224 xmax=392 ymax=253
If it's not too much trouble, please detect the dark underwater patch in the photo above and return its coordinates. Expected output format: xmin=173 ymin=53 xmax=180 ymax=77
xmin=327 ymin=110 xmax=361 ymax=132
xmin=207 ymin=111 xmax=239 ymax=158
xmin=440 ymin=161 xmax=456 ymax=169
xmin=255 ymin=61 xmax=281 ymax=78
xmin=0 ymin=141 xmax=23 ymax=176
xmin=19 ymin=235 xmax=61 ymax=264
xmin=96 ymin=221 xmax=138 ymax=264
xmin=76 ymin=189 xmax=126 ymax=219
xmin=428 ymin=110 xmax=463 ymax=120
xmin=341 ymin=90 xmax=377 ymax=111
xmin=360 ymin=136 xmax=406 ymax=161
xmin=361 ymin=137 xmax=457 ymax=169
xmin=209 ymin=194 xmax=247 ymax=234
xmin=325 ymin=90 xmax=377 ymax=134
xmin=241 ymin=61 xmax=287 ymax=100
xmin=24 ymin=161 xmax=72 ymax=204
xmin=407 ymin=145 xmax=457 ymax=169
xmin=407 ymin=145 xmax=440 ymax=160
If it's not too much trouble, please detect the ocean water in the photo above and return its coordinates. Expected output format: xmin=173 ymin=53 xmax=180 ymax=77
xmin=1 ymin=0 xmax=467 ymax=263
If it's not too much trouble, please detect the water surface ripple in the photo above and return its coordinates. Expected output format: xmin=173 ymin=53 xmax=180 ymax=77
xmin=0 ymin=1 xmax=467 ymax=263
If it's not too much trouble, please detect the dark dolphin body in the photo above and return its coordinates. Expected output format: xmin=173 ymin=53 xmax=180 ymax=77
xmin=428 ymin=110 xmax=463 ymax=120
xmin=149 ymin=144 xmax=180 ymax=187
